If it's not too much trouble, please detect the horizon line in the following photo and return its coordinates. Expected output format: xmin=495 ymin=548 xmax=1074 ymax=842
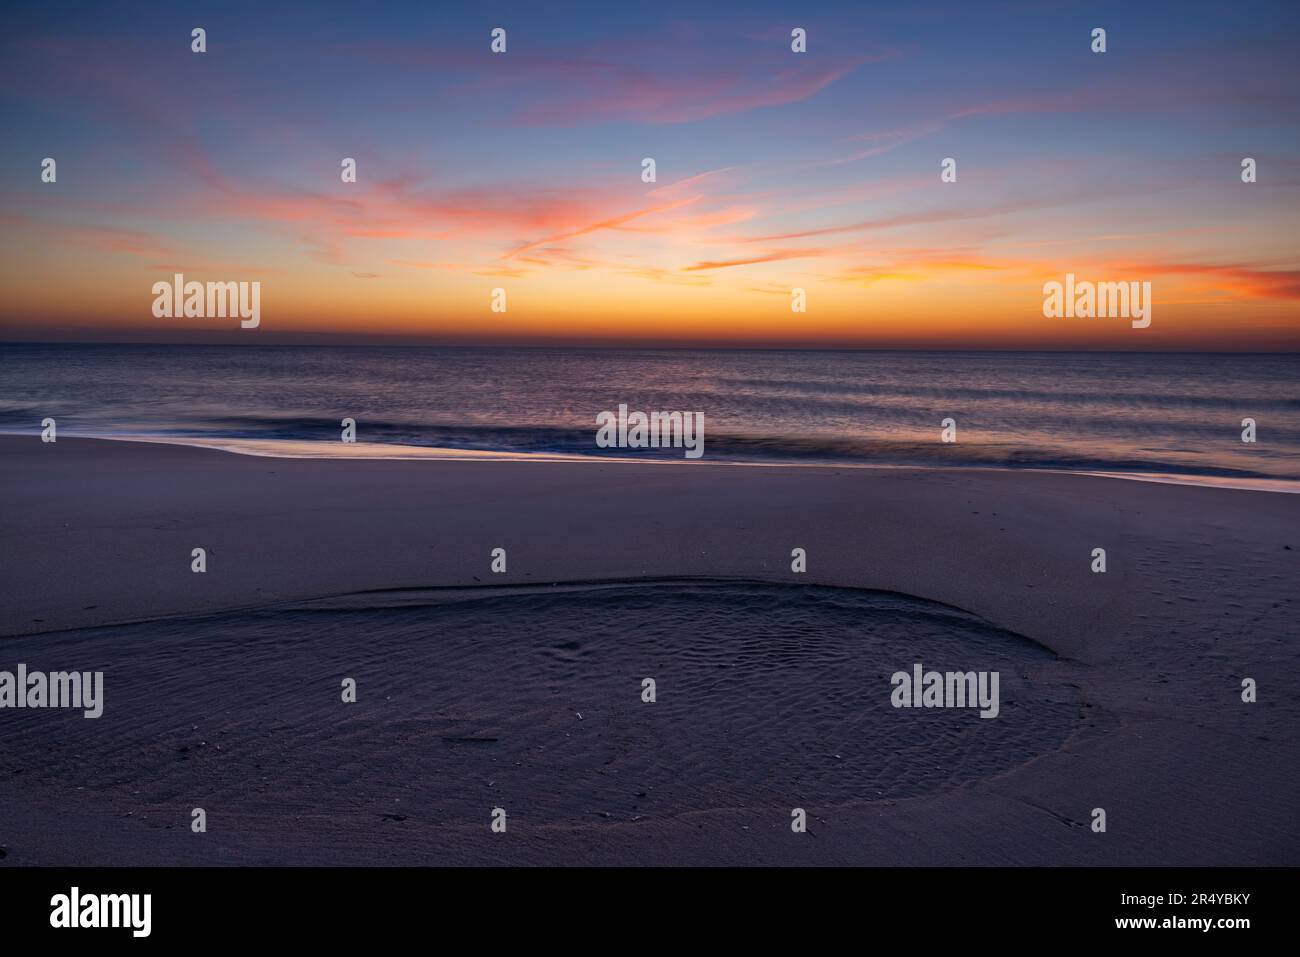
xmin=3 ymin=338 xmax=1298 ymax=356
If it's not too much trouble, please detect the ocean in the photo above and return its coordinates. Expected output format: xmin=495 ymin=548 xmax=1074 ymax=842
xmin=3 ymin=343 xmax=1298 ymax=484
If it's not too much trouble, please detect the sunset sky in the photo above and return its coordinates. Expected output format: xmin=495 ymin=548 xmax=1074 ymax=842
xmin=2 ymin=0 xmax=1298 ymax=349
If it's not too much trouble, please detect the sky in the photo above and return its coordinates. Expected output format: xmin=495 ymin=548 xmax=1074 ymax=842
xmin=1 ymin=0 xmax=1298 ymax=349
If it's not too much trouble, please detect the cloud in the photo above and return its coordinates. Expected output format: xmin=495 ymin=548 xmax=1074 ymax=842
xmin=505 ymin=196 xmax=700 ymax=258
xmin=60 ymin=225 xmax=175 ymax=259
xmin=1121 ymin=262 xmax=1300 ymax=301
xmin=682 ymin=249 xmax=826 ymax=271
xmin=511 ymin=55 xmax=876 ymax=126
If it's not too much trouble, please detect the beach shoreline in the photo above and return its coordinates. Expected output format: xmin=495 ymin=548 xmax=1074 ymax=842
xmin=4 ymin=429 xmax=1298 ymax=494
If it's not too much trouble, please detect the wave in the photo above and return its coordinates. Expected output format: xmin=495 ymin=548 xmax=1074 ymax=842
xmin=11 ymin=427 xmax=1298 ymax=491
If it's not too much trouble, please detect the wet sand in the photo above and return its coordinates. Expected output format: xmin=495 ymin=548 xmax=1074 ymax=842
xmin=0 ymin=436 xmax=1296 ymax=865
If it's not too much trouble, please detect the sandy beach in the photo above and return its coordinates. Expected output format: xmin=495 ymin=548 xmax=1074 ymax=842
xmin=0 ymin=435 xmax=1296 ymax=866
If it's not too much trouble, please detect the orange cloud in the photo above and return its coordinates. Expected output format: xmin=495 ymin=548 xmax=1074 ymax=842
xmin=682 ymin=249 xmax=827 ymax=271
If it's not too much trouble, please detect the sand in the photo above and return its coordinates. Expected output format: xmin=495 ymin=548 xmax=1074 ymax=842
xmin=0 ymin=435 xmax=1296 ymax=865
